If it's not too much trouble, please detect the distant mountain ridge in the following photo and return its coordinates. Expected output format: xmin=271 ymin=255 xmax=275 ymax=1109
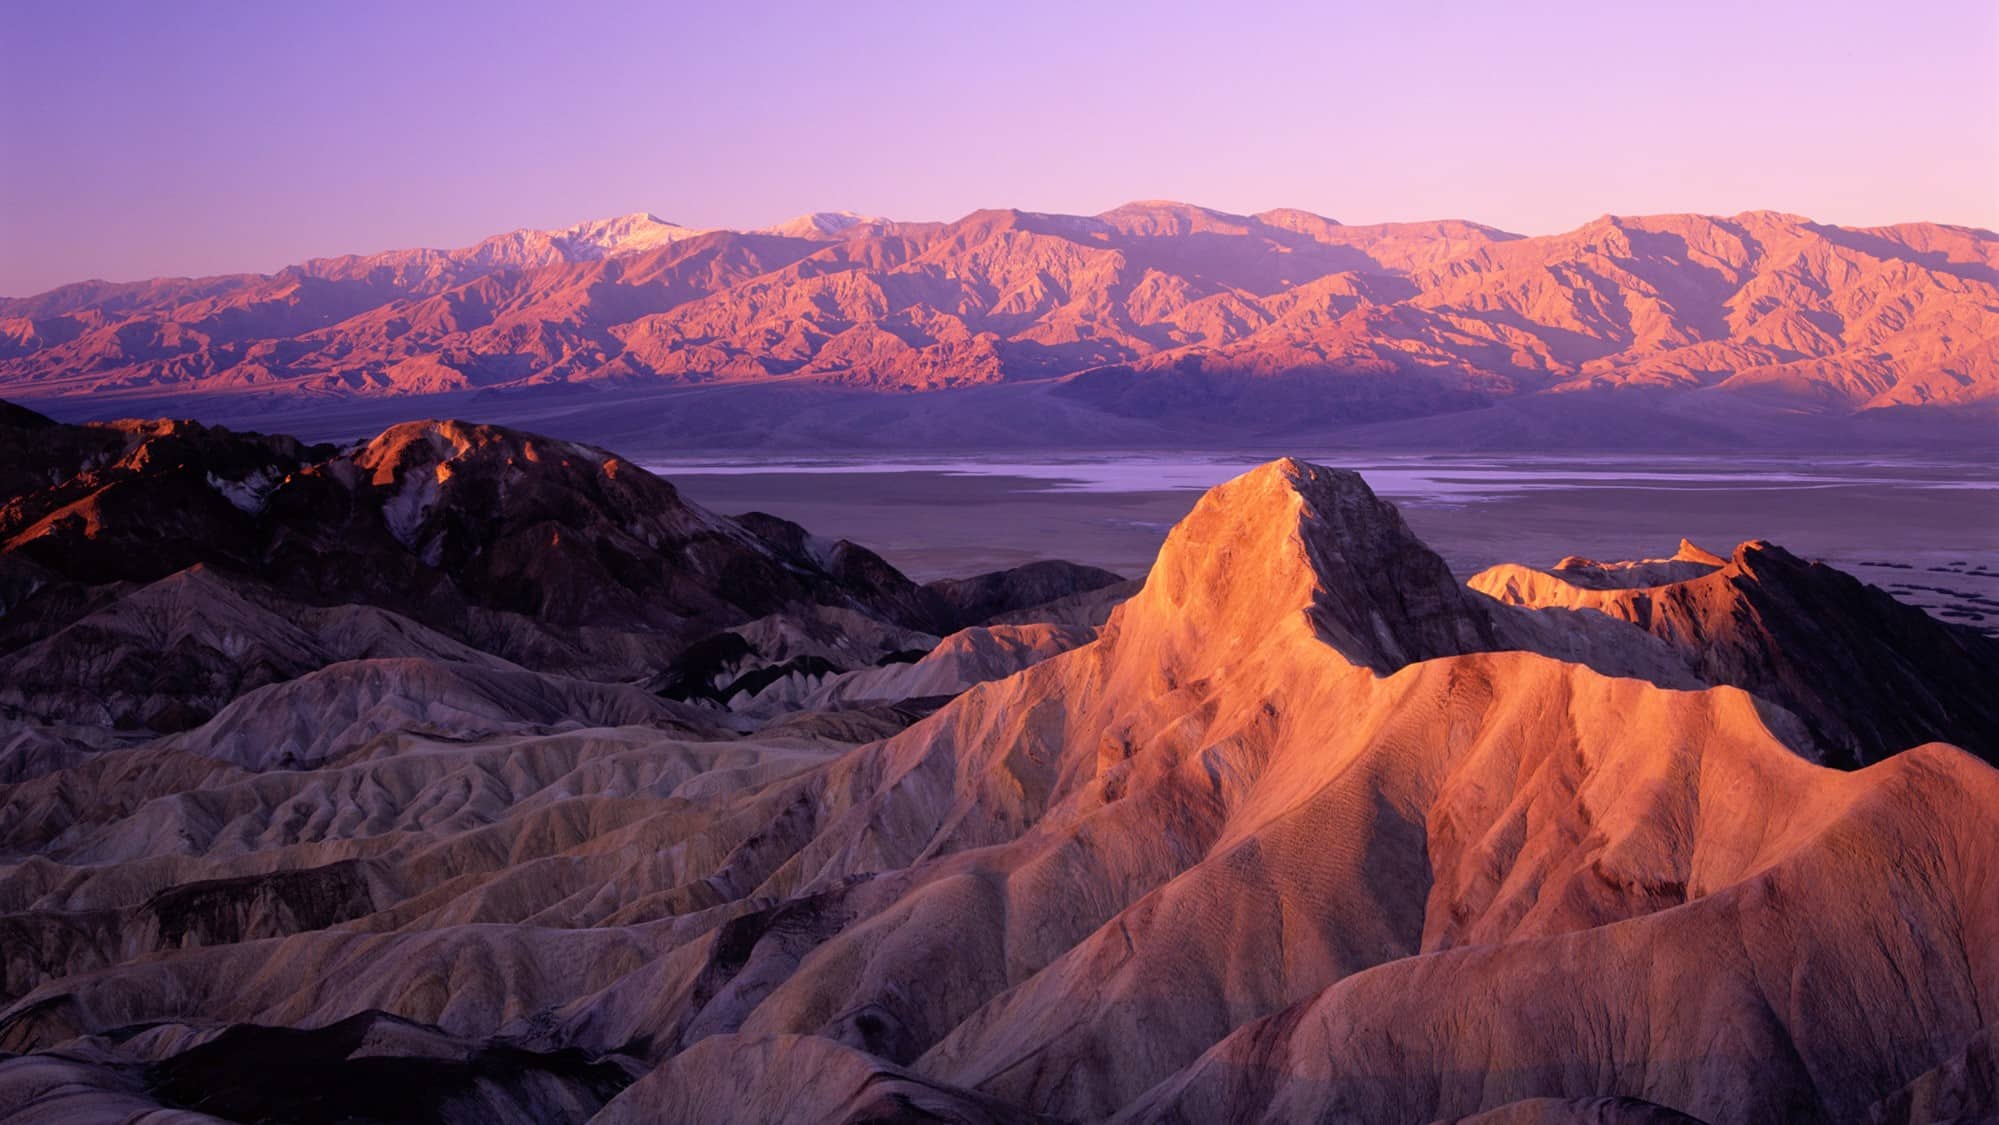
xmin=3 ymin=202 xmax=1994 ymax=434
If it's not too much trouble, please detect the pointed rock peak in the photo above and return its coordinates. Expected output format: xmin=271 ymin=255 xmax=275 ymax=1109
xmin=1728 ymin=538 xmax=1814 ymax=579
xmin=1675 ymin=538 xmax=1728 ymax=567
xmin=1129 ymin=458 xmax=1494 ymax=675
xmin=1278 ymin=460 xmax=1500 ymax=672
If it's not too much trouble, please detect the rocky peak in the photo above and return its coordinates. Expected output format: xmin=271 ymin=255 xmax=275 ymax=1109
xmin=351 ymin=419 xmax=607 ymax=483
xmin=1128 ymin=457 xmax=1495 ymax=675
xmin=1675 ymin=537 xmax=1727 ymax=566
xmin=342 ymin=420 xmax=698 ymax=521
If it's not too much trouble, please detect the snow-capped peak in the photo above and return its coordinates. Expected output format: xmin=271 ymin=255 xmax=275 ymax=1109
xmin=550 ymin=212 xmax=710 ymax=260
xmin=758 ymin=211 xmax=883 ymax=239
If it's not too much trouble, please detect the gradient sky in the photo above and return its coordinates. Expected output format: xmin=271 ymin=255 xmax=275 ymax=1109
xmin=3 ymin=0 xmax=1995 ymax=296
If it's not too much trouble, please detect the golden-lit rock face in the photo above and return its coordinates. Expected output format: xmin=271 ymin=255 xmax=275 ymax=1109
xmin=2 ymin=205 xmax=1993 ymax=422
xmin=1471 ymin=538 xmax=1999 ymax=766
xmin=0 ymin=431 xmax=1993 ymax=1123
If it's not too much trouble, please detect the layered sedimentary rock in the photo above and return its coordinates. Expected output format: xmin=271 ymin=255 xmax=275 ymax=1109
xmin=0 ymin=440 xmax=1991 ymax=1124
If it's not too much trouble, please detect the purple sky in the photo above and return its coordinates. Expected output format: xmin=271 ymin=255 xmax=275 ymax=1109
xmin=3 ymin=0 xmax=1995 ymax=296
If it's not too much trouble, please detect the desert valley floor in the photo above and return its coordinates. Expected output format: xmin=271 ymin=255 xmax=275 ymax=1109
xmin=0 ymin=403 xmax=1994 ymax=1124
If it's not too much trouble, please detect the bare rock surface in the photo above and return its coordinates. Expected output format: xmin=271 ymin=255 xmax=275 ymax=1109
xmin=0 ymin=406 xmax=1120 ymax=765
xmin=1470 ymin=538 xmax=1999 ymax=765
xmin=740 ymin=623 xmax=1098 ymax=714
xmin=0 ymin=437 xmax=1992 ymax=1123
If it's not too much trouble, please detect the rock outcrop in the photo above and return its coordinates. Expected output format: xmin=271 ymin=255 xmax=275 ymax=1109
xmin=0 ymin=407 xmax=1118 ymax=756
xmin=1471 ymin=539 xmax=1999 ymax=766
xmin=0 ymin=449 xmax=1991 ymax=1124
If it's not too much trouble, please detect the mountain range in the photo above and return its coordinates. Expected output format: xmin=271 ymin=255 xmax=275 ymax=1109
xmin=0 ymin=402 xmax=1994 ymax=1122
xmin=4 ymin=203 xmax=1995 ymax=449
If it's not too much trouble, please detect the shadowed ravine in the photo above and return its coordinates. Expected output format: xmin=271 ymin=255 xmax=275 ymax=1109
xmin=0 ymin=403 xmax=1993 ymax=1124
